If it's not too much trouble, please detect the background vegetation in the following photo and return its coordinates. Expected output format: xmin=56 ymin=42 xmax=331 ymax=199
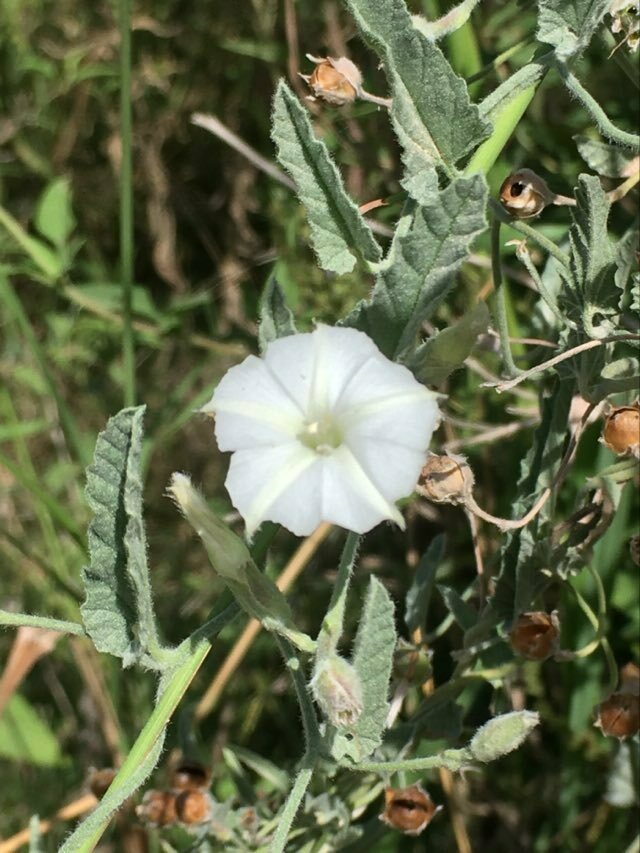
xmin=0 ymin=0 xmax=638 ymax=850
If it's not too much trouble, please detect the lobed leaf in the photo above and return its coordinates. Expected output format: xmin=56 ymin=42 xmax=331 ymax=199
xmin=271 ymin=81 xmax=382 ymax=274
xmin=343 ymin=174 xmax=487 ymax=358
xmin=81 ymin=406 xmax=164 ymax=668
xmin=537 ymin=0 xmax=609 ymax=59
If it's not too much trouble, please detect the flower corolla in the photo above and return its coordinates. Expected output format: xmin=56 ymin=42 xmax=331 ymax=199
xmin=203 ymin=325 xmax=440 ymax=536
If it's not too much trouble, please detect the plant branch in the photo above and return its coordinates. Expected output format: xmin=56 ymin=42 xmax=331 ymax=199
xmin=316 ymin=532 xmax=360 ymax=656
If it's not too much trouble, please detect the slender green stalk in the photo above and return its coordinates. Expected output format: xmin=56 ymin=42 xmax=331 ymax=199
xmin=466 ymin=39 xmax=533 ymax=85
xmin=556 ymin=62 xmax=640 ymax=150
xmin=0 ymin=609 xmax=86 ymax=636
xmin=490 ymin=200 xmax=571 ymax=269
xmin=346 ymin=746 xmax=471 ymax=774
xmin=119 ymin=0 xmax=136 ymax=407
xmin=269 ymin=762 xmax=315 ymax=852
xmin=275 ymin=635 xmax=320 ymax=748
xmin=316 ymin=532 xmax=360 ymax=655
xmin=490 ymin=217 xmax=522 ymax=378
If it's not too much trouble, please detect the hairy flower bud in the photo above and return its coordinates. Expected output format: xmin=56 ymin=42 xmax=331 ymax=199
xmin=416 ymin=452 xmax=475 ymax=505
xmin=601 ymin=402 xmax=640 ymax=457
xmin=300 ymin=55 xmax=362 ymax=105
xmin=509 ymin=611 xmax=560 ymax=661
xmin=136 ymin=790 xmax=177 ymax=827
xmin=311 ymin=654 xmax=363 ymax=729
xmin=469 ymin=710 xmax=540 ymax=762
xmin=176 ymin=789 xmax=214 ymax=825
xmin=499 ymin=169 xmax=555 ymax=218
xmin=595 ymin=692 xmax=640 ymax=739
xmin=379 ymin=785 xmax=441 ymax=836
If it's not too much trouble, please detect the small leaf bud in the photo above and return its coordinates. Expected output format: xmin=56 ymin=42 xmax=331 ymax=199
xmin=310 ymin=654 xmax=363 ymax=729
xmin=595 ymin=692 xmax=640 ymax=739
xmin=170 ymin=758 xmax=212 ymax=791
xmin=379 ymin=784 xmax=441 ymax=836
xmin=499 ymin=169 xmax=555 ymax=218
xmin=601 ymin=402 xmax=640 ymax=457
xmin=469 ymin=710 xmax=540 ymax=763
xmin=175 ymin=789 xmax=214 ymax=825
xmin=136 ymin=790 xmax=177 ymax=827
xmin=509 ymin=611 xmax=560 ymax=661
xmin=300 ymin=55 xmax=362 ymax=106
xmin=416 ymin=452 xmax=474 ymax=505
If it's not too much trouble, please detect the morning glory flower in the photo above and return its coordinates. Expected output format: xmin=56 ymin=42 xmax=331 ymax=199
xmin=202 ymin=325 xmax=440 ymax=536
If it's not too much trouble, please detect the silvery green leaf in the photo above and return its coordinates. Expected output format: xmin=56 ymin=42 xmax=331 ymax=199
xmin=343 ymin=174 xmax=487 ymax=358
xmin=404 ymin=534 xmax=445 ymax=634
xmin=537 ymin=0 xmax=609 ymax=59
xmin=271 ymin=81 xmax=382 ymax=274
xmin=349 ymin=577 xmax=396 ymax=760
xmin=574 ymin=135 xmax=638 ymax=177
xmin=411 ymin=0 xmax=482 ymax=40
xmin=615 ymin=227 xmax=640 ymax=295
xmin=258 ymin=274 xmax=297 ymax=352
xmin=409 ymin=301 xmax=489 ymax=386
xmin=343 ymin=0 xmax=490 ymax=200
xmin=81 ymin=406 xmax=164 ymax=668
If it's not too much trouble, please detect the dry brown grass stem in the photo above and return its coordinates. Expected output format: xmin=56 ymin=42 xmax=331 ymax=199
xmin=0 ymin=793 xmax=97 ymax=853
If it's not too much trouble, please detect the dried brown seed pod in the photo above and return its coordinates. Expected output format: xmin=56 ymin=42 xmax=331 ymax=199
xmin=416 ymin=452 xmax=475 ymax=505
xmin=499 ymin=168 xmax=576 ymax=219
xmin=136 ymin=790 xmax=177 ymax=827
xmin=602 ymin=402 xmax=640 ymax=457
xmin=595 ymin=691 xmax=640 ymax=739
xmin=170 ymin=758 xmax=212 ymax=791
xmin=175 ymin=789 xmax=214 ymax=825
xmin=509 ymin=611 xmax=560 ymax=661
xmin=87 ymin=767 xmax=117 ymax=800
xmin=379 ymin=784 xmax=441 ymax=836
xmin=300 ymin=55 xmax=362 ymax=106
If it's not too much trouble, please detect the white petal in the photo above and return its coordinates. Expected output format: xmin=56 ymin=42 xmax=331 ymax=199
xmin=206 ymin=356 xmax=303 ymax=450
xmin=343 ymin=393 xmax=440 ymax=451
xmin=344 ymin=437 xmax=427 ymax=501
xmin=320 ymin=445 xmax=405 ymax=533
xmin=307 ymin=325 xmax=380 ymax=414
xmin=225 ymin=443 xmax=322 ymax=536
xmin=262 ymin=333 xmax=316 ymax=410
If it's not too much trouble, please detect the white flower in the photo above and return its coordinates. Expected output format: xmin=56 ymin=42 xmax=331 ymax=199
xmin=203 ymin=325 xmax=440 ymax=536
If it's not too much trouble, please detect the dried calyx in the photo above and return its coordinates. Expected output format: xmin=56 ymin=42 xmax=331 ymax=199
xmin=509 ymin=611 xmax=561 ymax=661
xmin=379 ymin=784 xmax=442 ymax=836
xmin=499 ymin=168 xmax=576 ymax=219
xmin=601 ymin=401 xmax=640 ymax=458
xmin=300 ymin=54 xmax=391 ymax=109
xmin=595 ymin=663 xmax=640 ymax=739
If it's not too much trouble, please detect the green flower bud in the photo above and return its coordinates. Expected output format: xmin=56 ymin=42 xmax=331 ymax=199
xmin=311 ymin=654 xmax=363 ymax=729
xmin=469 ymin=710 xmax=540 ymax=763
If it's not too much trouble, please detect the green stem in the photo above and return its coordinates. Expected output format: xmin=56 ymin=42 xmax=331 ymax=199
xmin=0 ymin=609 xmax=86 ymax=636
xmin=316 ymin=532 xmax=360 ymax=655
xmin=556 ymin=62 xmax=640 ymax=150
xmin=275 ymin=635 xmax=320 ymax=749
xmin=269 ymin=761 xmax=315 ymax=853
xmin=466 ymin=39 xmax=533 ymax=85
xmin=490 ymin=200 xmax=571 ymax=269
xmin=119 ymin=0 xmax=135 ymax=407
xmin=490 ymin=217 xmax=522 ymax=378
xmin=346 ymin=746 xmax=471 ymax=774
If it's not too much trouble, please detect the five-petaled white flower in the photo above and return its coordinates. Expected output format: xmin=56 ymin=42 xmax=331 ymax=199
xmin=203 ymin=325 xmax=440 ymax=536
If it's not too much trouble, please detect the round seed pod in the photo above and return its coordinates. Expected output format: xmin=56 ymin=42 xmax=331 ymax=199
xmin=136 ymin=790 xmax=177 ymax=827
xmin=595 ymin=692 xmax=640 ymax=739
xmin=379 ymin=785 xmax=441 ymax=836
xmin=509 ymin=611 xmax=560 ymax=661
xmin=300 ymin=56 xmax=362 ymax=106
xmin=175 ymin=789 xmax=214 ymax=825
xmin=416 ymin=452 xmax=474 ymax=505
xmin=602 ymin=402 xmax=640 ymax=457
xmin=170 ymin=759 xmax=212 ymax=791
xmin=499 ymin=169 xmax=554 ymax=219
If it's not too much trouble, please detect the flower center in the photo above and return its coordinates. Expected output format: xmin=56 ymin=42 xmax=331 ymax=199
xmin=297 ymin=413 xmax=343 ymax=455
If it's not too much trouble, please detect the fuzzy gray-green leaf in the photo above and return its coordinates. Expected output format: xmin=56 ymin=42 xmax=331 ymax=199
xmin=537 ymin=0 xmax=609 ymax=59
xmin=258 ymin=274 xmax=297 ymax=352
xmin=574 ymin=135 xmax=638 ymax=178
xmin=343 ymin=174 xmax=487 ymax=358
xmin=343 ymin=0 xmax=490 ymax=201
xmin=271 ymin=81 xmax=381 ymax=274
xmin=350 ymin=577 xmax=396 ymax=760
xmin=81 ymin=406 xmax=162 ymax=668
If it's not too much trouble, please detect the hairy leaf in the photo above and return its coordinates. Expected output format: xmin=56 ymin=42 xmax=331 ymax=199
xmin=574 ymin=135 xmax=639 ymax=178
xmin=410 ymin=301 xmax=489 ymax=386
xmin=258 ymin=274 xmax=297 ymax=352
xmin=343 ymin=174 xmax=487 ymax=358
xmin=537 ymin=0 xmax=609 ymax=59
xmin=437 ymin=584 xmax=477 ymax=630
xmin=350 ymin=577 xmax=396 ymax=760
xmin=479 ymin=59 xmax=548 ymax=124
xmin=271 ymin=81 xmax=381 ymax=274
xmin=81 ymin=406 xmax=163 ymax=668
xmin=343 ymin=0 xmax=490 ymax=201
